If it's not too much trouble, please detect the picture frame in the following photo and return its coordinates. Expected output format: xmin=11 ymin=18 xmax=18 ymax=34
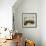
xmin=22 ymin=13 xmax=37 ymax=28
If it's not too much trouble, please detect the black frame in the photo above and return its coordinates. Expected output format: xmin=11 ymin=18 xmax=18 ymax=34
xmin=22 ymin=13 xmax=37 ymax=28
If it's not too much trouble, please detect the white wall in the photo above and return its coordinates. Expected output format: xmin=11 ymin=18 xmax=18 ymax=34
xmin=41 ymin=0 xmax=46 ymax=46
xmin=13 ymin=0 xmax=41 ymax=46
xmin=13 ymin=0 xmax=46 ymax=46
xmin=0 ymin=0 xmax=16 ymax=29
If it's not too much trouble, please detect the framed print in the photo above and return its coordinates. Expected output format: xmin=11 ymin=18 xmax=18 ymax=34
xmin=22 ymin=13 xmax=37 ymax=28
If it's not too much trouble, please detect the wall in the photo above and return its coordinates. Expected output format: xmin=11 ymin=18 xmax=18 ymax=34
xmin=41 ymin=0 xmax=46 ymax=46
xmin=0 ymin=0 xmax=16 ymax=30
xmin=0 ymin=0 xmax=16 ymax=38
xmin=13 ymin=0 xmax=41 ymax=46
xmin=13 ymin=0 xmax=46 ymax=46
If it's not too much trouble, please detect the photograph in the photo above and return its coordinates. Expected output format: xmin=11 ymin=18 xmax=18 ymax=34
xmin=22 ymin=13 xmax=37 ymax=28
